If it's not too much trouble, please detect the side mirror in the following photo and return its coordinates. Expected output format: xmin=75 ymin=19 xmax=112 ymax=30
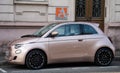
xmin=50 ymin=31 xmax=58 ymax=37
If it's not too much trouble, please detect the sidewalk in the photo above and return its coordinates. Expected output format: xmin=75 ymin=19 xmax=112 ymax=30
xmin=114 ymin=49 xmax=120 ymax=61
xmin=115 ymin=56 xmax=120 ymax=61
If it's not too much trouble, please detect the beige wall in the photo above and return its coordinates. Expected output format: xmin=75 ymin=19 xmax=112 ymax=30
xmin=48 ymin=0 xmax=75 ymax=22
xmin=105 ymin=0 xmax=120 ymax=50
xmin=0 ymin=28 xmax=38 ymax=42
xmin=110 ymin=0 xmax=120 ymax=22
xmin=15 ymin=4 xmax=48 ymax=22
xmin=0 ymin=0 xmax=14 ymax=21
xmin=0 ymin=0 xmax=75 ymax=43
xmin=0 ymin=0 xmax=75 ymax=22
xmin=105 ymin=0 xmax=120 ymax=23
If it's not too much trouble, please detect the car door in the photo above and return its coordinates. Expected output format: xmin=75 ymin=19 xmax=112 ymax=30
xmin=47 ymin=24 xmax=85 ymax=63
xmin=79 ymin=24 xmax=100 ymax=60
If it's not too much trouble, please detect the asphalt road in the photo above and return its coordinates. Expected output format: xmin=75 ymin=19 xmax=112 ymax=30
xmin=0 ymin=61 xmax=120 ymax=73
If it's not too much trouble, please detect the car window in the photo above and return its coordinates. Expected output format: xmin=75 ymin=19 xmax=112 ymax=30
xmin=83 ymin=25 xmax=97 ymax=35
xmin=52 ymin=24 xmax=82 ymax=37
xmin=66 ymin=24 xmax=81 ymax=36
xmin=33 ymin=23 xmax=57 ymax=37
xmin=54 ymin=25 xmax=66 ymax=37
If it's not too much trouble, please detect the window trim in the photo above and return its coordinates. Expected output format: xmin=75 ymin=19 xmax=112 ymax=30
xmin=47 ymin=24 xmax=83 ymax=38
xmin=81 ymin=24 xmax=98 ymax=35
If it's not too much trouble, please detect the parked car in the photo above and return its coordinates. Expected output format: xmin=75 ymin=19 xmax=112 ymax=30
xmin=6 ymin=22 xmax=115 ymax=69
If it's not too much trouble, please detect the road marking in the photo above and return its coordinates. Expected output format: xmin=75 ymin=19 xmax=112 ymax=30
xmin=9 ymin=66 xmax=120 ymax=73
xmin=99 ymin=66 xmax=120 ymax=69
xmin=72 ymin=67 xmax=90 ymax=70
xmin=41 ymin=68 xmax=61 ymax=71
xmin=0 ymin=68 xmax=7 ymax=73
xmin=12 ymin=68 xmax=61 ymax=73
xmin=71 ymin=66 xmax=120 ymax=70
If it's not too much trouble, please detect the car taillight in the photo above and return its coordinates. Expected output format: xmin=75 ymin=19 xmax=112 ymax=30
xmin=108 ymin=37 xmax=113 ymax=43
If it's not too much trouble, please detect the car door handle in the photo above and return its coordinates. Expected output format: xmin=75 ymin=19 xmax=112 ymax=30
xmin=78 ymin=39 xmax=83 ymax=42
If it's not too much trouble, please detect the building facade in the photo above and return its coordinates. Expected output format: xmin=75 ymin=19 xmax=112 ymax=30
xmin=0 ymin=0 xmax=120 ymax=50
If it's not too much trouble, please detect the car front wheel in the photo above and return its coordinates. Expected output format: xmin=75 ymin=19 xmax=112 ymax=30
xmin=25 ymin=50 xmax=47 ymax=69
xmin=95 ymin=48 xmax=114 ymax=66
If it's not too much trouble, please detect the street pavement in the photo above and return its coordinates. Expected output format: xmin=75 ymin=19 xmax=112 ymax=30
xmin=0 ymin=61 xmax=120 ymax=73
xmin=0 ymin=50 xmax=120 ymax=73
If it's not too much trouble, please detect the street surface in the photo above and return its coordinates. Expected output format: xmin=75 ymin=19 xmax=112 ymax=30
xmin=0 ymin=61 xmax=120 ymax=73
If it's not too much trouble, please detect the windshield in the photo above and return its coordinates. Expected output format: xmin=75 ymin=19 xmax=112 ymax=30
xmin=33 ymin=23 xmax=58 ymax=37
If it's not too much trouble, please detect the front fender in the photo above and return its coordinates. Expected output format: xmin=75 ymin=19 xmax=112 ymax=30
xmin=22 ymin=42 xmax=49 ymax=64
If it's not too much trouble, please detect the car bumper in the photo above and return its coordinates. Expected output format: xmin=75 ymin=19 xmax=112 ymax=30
xmin=5 ymin=46 xmax=26 ymax=65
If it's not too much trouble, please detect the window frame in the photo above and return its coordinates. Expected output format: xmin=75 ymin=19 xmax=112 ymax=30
xmin=47 ymin=24 xmax=83 ymax=37
xmin=81 ymin=24 xmax=98 ymax=35
xmin=65 ymin=24 xmax=82 ymax=36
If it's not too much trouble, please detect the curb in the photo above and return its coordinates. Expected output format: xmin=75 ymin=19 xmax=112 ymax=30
xmin=114 ymin=56 xmax=120 ymax=61
xmin=0 ymin=60 xmax=7 ymax=66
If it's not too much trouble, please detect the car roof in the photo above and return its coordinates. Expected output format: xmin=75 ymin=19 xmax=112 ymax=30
xmin=42 ymin=22 xmax=104 ymax=38
xmin=59 ymin=22 xmax=99 ymax=27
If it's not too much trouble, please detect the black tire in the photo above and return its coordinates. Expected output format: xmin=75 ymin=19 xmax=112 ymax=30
xmin=95 ymin=48 xmax=113 ymax=66
xmin=25 ymin=50 xmax=47 ymax=69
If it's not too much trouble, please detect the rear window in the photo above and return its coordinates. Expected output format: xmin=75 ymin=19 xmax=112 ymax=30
xmin=82 ymin=25 xmax=98 ymax=35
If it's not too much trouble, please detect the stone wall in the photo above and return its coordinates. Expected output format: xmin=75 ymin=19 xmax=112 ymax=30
xmin=0 ymin=0 xmax=75 ymax=22
xmin=106 ymin=0 xmax=120 ymax=23
xmin=15 ymin=4 xmax=48 ymax=22
xmin=105 ymin=0 xmax=120 ymax=51
xmin=48 ymin=0 xmax=75 ymax=22
xmin=0 ymin=0 xmax=14 ymax=21
xmin=107 ymin=23 xmax=120 ymax=50
xmin=0 ymin=0 xmax=75 ymax=43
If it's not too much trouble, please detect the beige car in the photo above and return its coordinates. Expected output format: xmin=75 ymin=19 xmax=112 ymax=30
xmin=6 ymin=22 xmax=115 ymax=69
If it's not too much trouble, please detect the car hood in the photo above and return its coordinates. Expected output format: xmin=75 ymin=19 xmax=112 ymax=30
xmin=10 ymin=37 xmax=39 ymax=46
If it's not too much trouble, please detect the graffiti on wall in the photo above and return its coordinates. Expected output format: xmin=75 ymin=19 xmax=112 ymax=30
xmin=56 ymin=7 xmax=68 ymax=20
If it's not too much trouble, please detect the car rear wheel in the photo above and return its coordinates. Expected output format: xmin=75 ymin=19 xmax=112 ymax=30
xmin=25 ymin=50 xmax=46 ymax=69
xmin=95 ymin=48 xmax=113 ymax=66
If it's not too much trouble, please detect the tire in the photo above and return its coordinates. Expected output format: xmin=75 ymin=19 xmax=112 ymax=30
xmin=25 ymin=50 xmax=47 ymax=69
xmin=95 ymin=48 xmax=113 ymax=66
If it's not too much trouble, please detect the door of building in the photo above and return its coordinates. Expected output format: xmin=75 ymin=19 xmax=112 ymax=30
xmin=75 ymin=0 xmax=105 ymax=31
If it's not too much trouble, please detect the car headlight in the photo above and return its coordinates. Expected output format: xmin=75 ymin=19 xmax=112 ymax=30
xmin=14 ymin=44 xmax=23 ymax=49
xmin=15 ymin=49 xmax=22 ymax=54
